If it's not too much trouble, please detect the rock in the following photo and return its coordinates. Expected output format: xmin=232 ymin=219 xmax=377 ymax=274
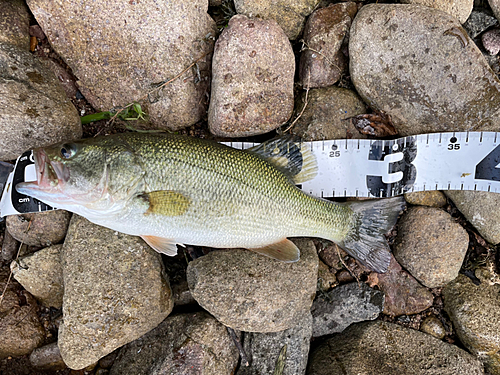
xmin=317 ymin=259 xmax=337 ymax=292
xmin=367 ymin=255 xmax=434 ymax=316
xmin=237 ymin=313 xmax=312 ymax=375
xmin=420 ymin=315 xmax=446 ymax=339
xmin=0 ymin=269 xmax=45 ymax=358
xmin=393 ymin=206 xmax=469 ymax=288
xmin=489 ymin=0 xmax=500 ymax=25
xmin=311 ymin=282 xmax=383 ymax=337
xmin=6 ymin=210 xmax=71 ymax=247
xmin=1 ymin=229 xmax=19 ymax=262
xmin=208 ymin=15 xmax=294 ymax=137
xmin=483 ymin=28 xmax=500 ymax=55
xmin=234 ymin=0 xmax=320 ymax=40
xmin=400 ymin=0 xmax=473 ymax=23
xmin=187 ymin=238 xmax=318 ymax=333
xmin=0 ymin=0 xmax=30 ymax=50
xmin=10 ymin=244 xmax=64 ymax=308
xmin=445 ymin=190 xmax=500 ymax=244
xmin=171 ymin=279 xmax=196 ymax=307
xmin=349 ymin=4 xmax=500 ymax=136
xmin=463 ymin=10 xmax=498 ymax=39
xmin=58 ymin=215 xmax=173 ymax=370
xmin=29 ymin=342 xmax=66 ymax=371
xmin=404 ymin=191 xmax=447 ymax=207
xmin=444 ymin=272 xmax=500 ymax=374
xmin=290 ymin=86 xmax=368 ymax=141
xmin=298 ymin=2 xmax=357 ymax=88
xmin=40 ymin=58 xmax=78 ymax=98
xmin=110 ymin=312 xmax=238 ymax=375
xmin=27 ymin=0 xmax=216 ymax=131
xmin=307 ymin=321 xmax=484 ymax=375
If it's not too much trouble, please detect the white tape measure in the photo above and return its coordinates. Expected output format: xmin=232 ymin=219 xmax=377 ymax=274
xmin=1 ymin=131 xmax=500 ymax=217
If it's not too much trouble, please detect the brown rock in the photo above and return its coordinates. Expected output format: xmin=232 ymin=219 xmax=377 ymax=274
xmin=208 ymin=15 xmax=295 ymax=137
xmin=317 ymin=259 xmax=337 ymax=292
xmin=420 ymin=315 xmax=446 ymax=339
xmin=404 ymin=191 xmax=447 ymax=207
xmin=29 ymin=342 xmax=66 ymax=371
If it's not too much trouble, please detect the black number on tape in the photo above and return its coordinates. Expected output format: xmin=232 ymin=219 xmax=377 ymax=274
xmin=366 ymin=137 xmax=417 ymax=197
xmin=475 ymin=144 xmax=500 ymax=181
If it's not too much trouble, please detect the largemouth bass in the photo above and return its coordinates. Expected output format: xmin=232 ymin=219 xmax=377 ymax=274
xmin=16 ymin=133 xmax=404 ymax=272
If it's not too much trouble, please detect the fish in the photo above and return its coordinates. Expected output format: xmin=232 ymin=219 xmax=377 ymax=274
xmin=16 ymin=132 xmax=405 ymax=273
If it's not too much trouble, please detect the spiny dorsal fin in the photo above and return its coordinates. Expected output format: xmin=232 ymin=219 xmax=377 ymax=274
xmin=247 ymin=136 xmax=318 ymax=184
xmin=248 ymin=238 xmax=300 ymax=262
xmin=141 ymin=235 xmax=179 ymax=256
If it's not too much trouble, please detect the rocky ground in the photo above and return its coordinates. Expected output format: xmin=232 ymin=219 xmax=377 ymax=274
xmin=1 ymin=0 xmax=500 ymax=374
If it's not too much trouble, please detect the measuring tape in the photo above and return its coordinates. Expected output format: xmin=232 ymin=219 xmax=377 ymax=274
xmin=1 ymin=131 xmax=500 ymax=217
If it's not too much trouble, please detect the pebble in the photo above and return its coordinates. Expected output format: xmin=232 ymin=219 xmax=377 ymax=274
xmin=237 ymin=313 xmax=312 ymax=375
xmin=349 ymin=4 xmax=500 ymax=136
xmin=400 ymin=0 xmax=473 ymax=23
xmin=404 ymin=191 xmax=447 ymax=207
xmin=187 ymin=238 xmax=318 ymax=332
xmin=445 ymin=190 xmax=500 ymax=244
xmin=311 ymin=282 xmax=384 ymax=337
xmin=483 ymin=28 xmax=500 ymax=54
xmin=463 ymin=10 xmax=498 ymax=38
xmin=367 ymin=255 xmax=434 ymax=316
xmin=290 ymin=86 xmax=368 ymax=141
xmin=234 ymin=0 xmax=320 ymax=40
xmin=58 ymin=215 xmax=173 ymax=370
xmin=443 ymin=272 xmax=500 ymax=374
xmin=208 ymin=15 xmax=294 ymax=137
xmin=27 ymin=0 xmax=216 ymax=131
xmin=29 ymin=342 xmax=66 ymax=371
xmin=10 ymin=244 xmax=64 ymax=308
xmin=393 ymin=206 xmax=469 ymax=288
xmin=420 ymin=315 xmax=446 ymax=340
xmin=6 ymin=210 xmax=71 ymax=247
xmin=298 ymin=2 xmax=357 ymax=88
xmin=110 ymin=312 xmax=239 ymax=375
xmin=307 ymin=321 xmax=484 ymax=375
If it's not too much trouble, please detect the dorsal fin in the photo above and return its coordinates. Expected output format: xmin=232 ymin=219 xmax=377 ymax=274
xmin=247 ymin=136 xmax=318 ymax=184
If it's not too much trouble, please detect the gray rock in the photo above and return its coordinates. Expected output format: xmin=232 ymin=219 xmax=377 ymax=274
xmin=234 ymin=0 xmax=320 ymax=40
xmin=393 ymin=206 xmax=469 ymax=288
xmin=0 ymin=0 xmax=30 ymax=50
xmin=483 ymin=28 xmax=500 ymax=55
xmin=1 ymin=229 xmax=19 ymax=262
xmin=110 ymin=312 xmax=239 ymax=375
xmin=420 ymin=315 xmax=446 ymax=340
xmin=311 ymin=282 xmax=383 ymax=338
xmin=29 ymin=342 xmax=66 ymax=371
xmin=208 ymin=15 xmax=294 ymax=137
xmin=489 ymin=0 xmax=500 ymax=25
xmin=237 ymin=313 xmax=312 ymax=375
xmin=27 ymin=0 xmax=216 ymax=131
xmin=349 ymin=4 xmax=500 ymax=136
xmin=187 ymin=239 xmax=318 ymax=333
xmin=290 ymin=86 xmax=367 ymax=141
xmin=404 ymin=191 xmax=447 ymax=207
xmin=58 ymin=215 xmax=173 ymax=370
xmin=463 ymin=10 xmax=498 ymax=39
xmin=10 ymin=244 xmax=64 ymax=308
xmin=0 ymin=269 xmax=45 ymax=359
xmin=445 ymin=190 xmax=500 ymax=244
xmin=307 ymin=321 xmax=484 ymax=375
xmin=6 ymin=210 xmax=71 ymax=247
xmin=298 ymin=2 xmax=357 ymax=88
xmin=443 ymin=272 xmax=500 ymax=374
xmin=400 ymin=0 xmax=473 ymax=23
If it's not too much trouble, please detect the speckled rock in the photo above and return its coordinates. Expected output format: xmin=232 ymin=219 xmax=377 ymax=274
xmin=10 ymin=244 xmax=64 ymax=308
xmin=187 ymin=239 xmax=318 ymax=333
xmin=237 ymin=313 xmax=312 ymax=375
xmin=234 ymin=0 xmax=320 ymax=40
xmin=298 ymin=2 xmax=357 ymax=88
xmin=307 ymin=321 xmax=484 ymax=375
xmin=208 ymin=15 xmax=294 ymax=137
xmin=483 ymin=28 xmax=500 ymax=55
xmin=350 ymin=4 xmax=500 ymax=136
xmin=404 ymin=191 xmax=447 ymax=207
xmin=27 ymin=0 xmax=216 ymax=131
xmin=393 ymin=206 xmax=469 ymax=288
xmin=58 ymin=215 xmax=173 ymax=370
xmin=420 ymin=315 xmax=446 ymax=340
xmin=445 ymin=190 xmax=500 ymax=244
xmin=311 ymin=282 xmax=383 ymax=337
xmin=110 ymin=312 xmax=239 ymax=375
xmin=464 ymin=10 xmax=498 ymax=38
xmin=6 ymin=210 xmax=71 ymax=247
xmin=290 ymin=86 xmax=367 ymax=141
xmin=400 ymin=0 xmax=473 ymax=23
xmin=444 ymin=272 xmax=500 ymax=374
xmin=0 ymin=0 xmax=30 ymax=50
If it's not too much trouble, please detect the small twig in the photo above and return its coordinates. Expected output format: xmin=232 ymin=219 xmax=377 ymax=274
xmin=283 ymin=71 xmax=311 ymax=133
xmin=272 ymin=344 xmax=287 ymax=375
xmin=300 ymin=39 xmax=343 ymax=75
xmin=227 ymin=327 xmax=249 ymax=367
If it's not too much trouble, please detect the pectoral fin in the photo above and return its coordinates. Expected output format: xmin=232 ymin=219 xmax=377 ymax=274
xmin=141 ymin=235 xmax=179 ymax=256
xmin=248 ymin=239 xmax=300 ymax=262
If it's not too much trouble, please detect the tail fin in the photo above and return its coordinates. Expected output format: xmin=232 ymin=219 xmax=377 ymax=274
xmin=339 ymin=197 xmax=405 ymax=273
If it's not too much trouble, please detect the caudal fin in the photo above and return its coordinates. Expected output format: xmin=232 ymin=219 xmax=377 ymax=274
xmin=339 ymin=197 xmax=405 ymax=273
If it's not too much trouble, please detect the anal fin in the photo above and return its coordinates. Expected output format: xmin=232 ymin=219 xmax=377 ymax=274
xmin=141 ymin=235 xmax=179 ymax=256
xmin=248 ymin=239 xmax=300 ymax=262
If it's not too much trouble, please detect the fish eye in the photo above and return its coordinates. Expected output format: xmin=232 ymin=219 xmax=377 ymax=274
xmin=60 ymin=143 xmax=77 ymax=159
